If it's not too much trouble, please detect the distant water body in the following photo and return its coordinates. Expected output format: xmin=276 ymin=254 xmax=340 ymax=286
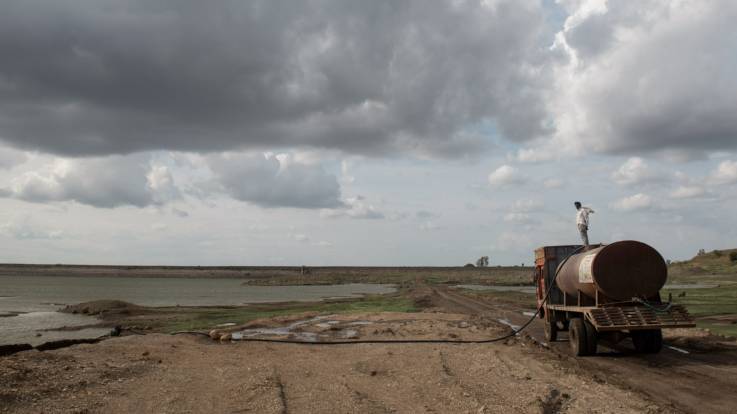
xmin=0 ymin=275 xmax=395 ymax=345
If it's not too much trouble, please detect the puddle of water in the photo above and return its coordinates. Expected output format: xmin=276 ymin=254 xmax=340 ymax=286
xmin=215 ymin=322 xmax=236 ymax=327
xmin=348 ymin=321 xmax=373 ymax=326
xmin=521 ymin=311 xmax=536 ymax=317
xmin=232 ymin=315 xmax=331 ymax=342
xmin=454 ymin=285 xmax=536 ymax=294
xmin=0 ymin=311 xmax=108 ymax=346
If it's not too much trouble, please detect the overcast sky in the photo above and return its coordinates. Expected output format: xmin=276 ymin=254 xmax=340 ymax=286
xmin=1 ymin=0 xmax=736 ymax=266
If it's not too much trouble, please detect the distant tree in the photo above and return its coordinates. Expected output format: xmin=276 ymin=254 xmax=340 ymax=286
xmin=697 ymin=249 xmax=706 ymax=256
xmin=729 ymin=252 xmax=737 ymax=263
xmin=666 ymin=259 xmax=672 ymax=265
xmin=464 ymin=263 xmax=475 ymax=268
xmin=475 ymin=256 xmax=489 ymax=267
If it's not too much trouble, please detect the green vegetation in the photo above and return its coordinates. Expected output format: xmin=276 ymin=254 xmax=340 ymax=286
xmin=238 ymin=266 xmax=534 ymax=286
xmin=663 ymin=283 xmax=737 ymax=337
xmin=663 ymin=249 xmax=737 ymax=337
xmin=668 ymin=248 xmax=737 ymax=283
xmin=156 ymin=294 xmax=418 ymax=332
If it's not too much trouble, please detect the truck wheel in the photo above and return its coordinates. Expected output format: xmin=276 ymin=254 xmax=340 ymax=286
xmin=544 ymin=316 xmax=558 ymax=342
xmin=632 ymin=329 xmax=663 ymax=354
xmin=649 ymin=329 xmax=663 ymax=353
xmin=569 ymin=318 xmax=588 ymax=356
xmin=583 ymin=320 xmax=598 ymax=355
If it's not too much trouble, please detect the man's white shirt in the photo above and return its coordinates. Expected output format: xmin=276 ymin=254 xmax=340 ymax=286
xmin=576 ymin=207 xmax=594 ymax=226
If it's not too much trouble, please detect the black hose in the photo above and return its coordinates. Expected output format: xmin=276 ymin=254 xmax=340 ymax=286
xmin=172 ymin=246 xmax=587 ymax=345
xmin=633 ymin=298 xmax=673 ymax=312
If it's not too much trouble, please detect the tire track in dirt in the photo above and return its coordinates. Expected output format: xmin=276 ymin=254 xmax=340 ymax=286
xmin=432 ymin=284 xmax=737 ymax=414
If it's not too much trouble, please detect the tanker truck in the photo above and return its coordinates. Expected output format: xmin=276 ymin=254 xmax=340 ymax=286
xmin=534 ymin=241 xmax=695 ymax=356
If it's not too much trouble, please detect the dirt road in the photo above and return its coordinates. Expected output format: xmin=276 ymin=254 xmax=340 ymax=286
xmin=429 ymin=285 xmax=737 ymax=414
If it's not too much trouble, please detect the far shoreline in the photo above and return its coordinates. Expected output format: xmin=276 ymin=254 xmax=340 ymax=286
xmin=0 ymin=264 xmax=535 ymax=286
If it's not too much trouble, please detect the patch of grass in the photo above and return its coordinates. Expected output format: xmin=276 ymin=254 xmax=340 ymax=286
xmin=663 ymin=282 xmax=737 ymax=338
xmin=155 ymin=294 xmax=418 ymax=332
xmin=239 ymin=267 xmax=535 ymax=286
xmin=663 ymin=284 xmax=737 ymax=318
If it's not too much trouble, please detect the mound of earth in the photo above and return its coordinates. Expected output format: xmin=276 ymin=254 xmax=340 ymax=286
xmin=61 ymin=300 xmax=143 ymax=316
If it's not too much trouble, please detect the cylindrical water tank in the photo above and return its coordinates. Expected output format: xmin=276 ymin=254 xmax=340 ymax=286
xmin=555 ymin=240 xmax=667 ymax=301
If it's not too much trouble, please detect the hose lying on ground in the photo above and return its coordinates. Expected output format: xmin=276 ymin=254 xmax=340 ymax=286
xmin=170 ymin=247 xmax=586 ymax=345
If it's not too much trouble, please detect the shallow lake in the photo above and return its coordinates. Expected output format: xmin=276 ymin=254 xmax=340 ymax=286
xmin=0 ymin=275 xmax=395 ymax=345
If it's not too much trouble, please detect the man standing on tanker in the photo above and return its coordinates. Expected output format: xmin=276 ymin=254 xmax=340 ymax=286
xmin=574 ymin=201 xmax=594 ymax=247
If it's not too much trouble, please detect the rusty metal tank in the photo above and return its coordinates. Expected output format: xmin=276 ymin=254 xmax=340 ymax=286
xmin=556 ymin=240 xmax=667 ymax=301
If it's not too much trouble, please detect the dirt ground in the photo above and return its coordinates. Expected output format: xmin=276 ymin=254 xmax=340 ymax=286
xmin=2 ymin=286 xmax=737 ymax=414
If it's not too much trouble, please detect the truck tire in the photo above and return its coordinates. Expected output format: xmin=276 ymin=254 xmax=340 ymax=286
xmin=544 ymin=314 xmax=558 ymax=342
xmin=569 ymin=318 xmax=588 ymax=356
xmin=583 ymin=319 xmax=598 ymax=355
xmin=648 ymin=329 xmax=663 ymax=354
xmin=632 ymin=329 xmax=663 ymax=354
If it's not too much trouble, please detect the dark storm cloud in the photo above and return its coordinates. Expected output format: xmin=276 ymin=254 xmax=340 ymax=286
xmin=0 ymin=0 xmax=551 ymax=158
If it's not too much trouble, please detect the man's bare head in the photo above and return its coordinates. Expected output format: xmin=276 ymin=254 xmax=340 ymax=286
xmin=574 ymin=201 xmax=582 ymax=210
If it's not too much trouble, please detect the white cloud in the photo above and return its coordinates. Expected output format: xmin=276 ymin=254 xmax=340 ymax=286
xmin=488 ymin=165 xmax=525 ymax=187
xmin=320 ymin=196 xmax=384 ymax=220
xmin=514 ymin=147 xmax=555 ymax=163
xmin=611 ymin=157 xmax=662 ymax=186
xmin=611 ymin=193 xmax=654 ymax=212
xmin=669 ymin=186 xmax=706 ymax=199
xmin=147 ymin=165 xmax=181 ymax=204
xmin=339 ymin=160 xmax=356 ymax=185
xmin=151 ymin=223 xmax=168 ymax=231
xmin=291 ymin=233 xmax=309 ymax=243
xmin=0 ymin=147 xmax=28 ymax=170
xmin=548 ymin=1 xmax=737 ymax=158
xmin=709 ymin=160 xmax=737 ymax=185
xmin=1 ymin=155 xmax=180 ymax=208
